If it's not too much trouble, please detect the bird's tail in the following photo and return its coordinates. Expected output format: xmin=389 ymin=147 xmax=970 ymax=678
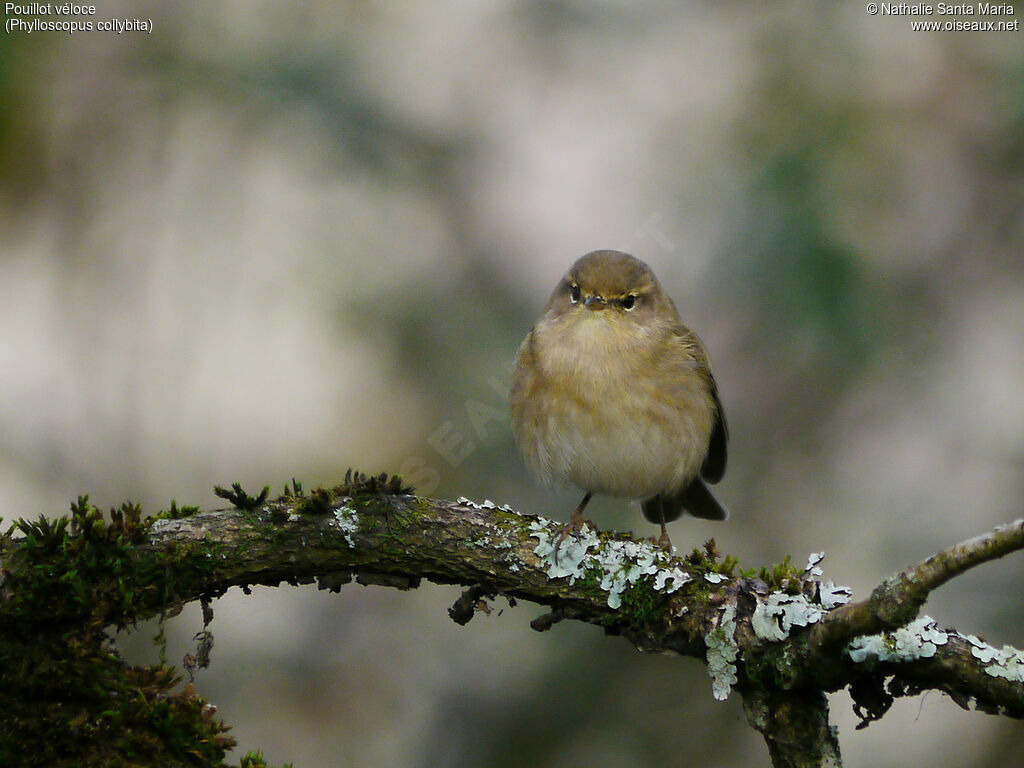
xmin=642 ymin=478 xmax=729 ymax=523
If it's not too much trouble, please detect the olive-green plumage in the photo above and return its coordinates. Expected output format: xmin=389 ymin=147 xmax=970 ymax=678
xmin=510 ymin=250 xmax=728 ymax=548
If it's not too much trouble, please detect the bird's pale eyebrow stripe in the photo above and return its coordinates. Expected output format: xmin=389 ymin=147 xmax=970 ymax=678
xmin=623 ymin=278 xmax=654 ymax=296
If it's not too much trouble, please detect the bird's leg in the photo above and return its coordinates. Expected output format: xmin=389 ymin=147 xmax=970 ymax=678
xmin=553 ymin=492 xmax=593 ymax=563
xmin=567 ymin=492 xmax=592 ymax=533
xmin=655 ymin=502 xmax=674 ymax=553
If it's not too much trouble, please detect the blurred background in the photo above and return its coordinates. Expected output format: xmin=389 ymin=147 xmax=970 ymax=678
xmin=2 ymin=1 xmax=1023 ymax=765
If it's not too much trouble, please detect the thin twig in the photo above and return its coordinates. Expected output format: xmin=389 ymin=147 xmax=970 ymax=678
xmin=807 ymin=518 xmax=1024 ymax=654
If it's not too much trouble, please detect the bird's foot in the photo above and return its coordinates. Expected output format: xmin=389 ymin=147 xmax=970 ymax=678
xmin=655 ymin=530 xmax=675 ymax=556
xmin=552 ymin=509 xmax=595 ymax=564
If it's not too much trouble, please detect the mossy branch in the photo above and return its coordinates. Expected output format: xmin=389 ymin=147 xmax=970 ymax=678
xmin=2 ymin=479 xmax=1024 ymax=768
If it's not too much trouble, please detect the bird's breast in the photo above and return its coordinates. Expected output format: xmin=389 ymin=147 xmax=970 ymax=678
xmin=511 ymin=317 xmax=715 ymax=499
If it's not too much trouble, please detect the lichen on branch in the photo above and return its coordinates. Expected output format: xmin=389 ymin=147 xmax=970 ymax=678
xmin=2 ymin=477 xmax=1023 ymax=768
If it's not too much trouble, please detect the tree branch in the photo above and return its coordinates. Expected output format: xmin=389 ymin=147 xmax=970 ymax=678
xmin=806 ymin=518 xmax=1024 ymax=657
xmin=3 ymin=480 xmax=1024 ymax=768
xmin=744 ymin=690 xmax=842 ymax=768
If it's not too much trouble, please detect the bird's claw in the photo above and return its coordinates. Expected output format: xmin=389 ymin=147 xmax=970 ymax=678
xmin=655 ymin=532 xmax=675 ymax=556
xmin=552 ymin=515 xmax=596 ymax=564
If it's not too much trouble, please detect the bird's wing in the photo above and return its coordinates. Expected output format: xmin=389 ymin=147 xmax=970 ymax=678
xmin=674 ymin=324 xmax=728 ymax=484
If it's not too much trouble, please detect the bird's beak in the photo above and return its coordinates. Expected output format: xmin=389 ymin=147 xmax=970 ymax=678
xmin=584 ymin=295 xmax=606 ymax=308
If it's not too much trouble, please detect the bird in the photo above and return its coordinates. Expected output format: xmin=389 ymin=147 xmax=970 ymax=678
xmin=510 ymin=249 xmax=728 ymax=551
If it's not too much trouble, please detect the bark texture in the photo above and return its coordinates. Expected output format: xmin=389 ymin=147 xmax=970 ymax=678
xmin=2 ymin=479 xmax=1023 ymax=767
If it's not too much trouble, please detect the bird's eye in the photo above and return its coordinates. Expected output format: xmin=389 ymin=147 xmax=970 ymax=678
xmin=621 ymin=294 xmax=636 ymax=310
xmin=570 ymin=284 xmax=581 ymax=304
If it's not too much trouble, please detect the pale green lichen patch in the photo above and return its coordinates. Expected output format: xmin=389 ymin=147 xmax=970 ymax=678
xmin=805 ymin=551 xmax=825 ymax=577
xmin=473 ymin=527 xmax=517 ymax=550
xmin=331 ymin=503 xmax=359 ymax=546
xmin=818 ymin=582 xmax=853 ymax=609
xmin=705 ymin=600 xmax=739 ymax=700
xmin=961 ymin=633 xmax=1024 ymax=681
xmin=594 ymin=540 xmax=691 ymax=609
xmin=752 ymin=593 xmax=824 ymax=642
xmin=473 ymin=528 xmax=520 ymax=560
xmin=848 ymin=616 xmax=949 ymax=663
xmin=802 ymin=553 xmax=853 ymax=609
xmin=456 ymin=496 xmax=515 ymax=513
xmin=654 ymin=566 xmax=691 ymax=593
xmin=750 ymin=553 xmax=852 ymax=642
xmin=528 ymin=522 xmax=691 ymax=609
xmin=530 ymin=522 xmax=601 ymax=582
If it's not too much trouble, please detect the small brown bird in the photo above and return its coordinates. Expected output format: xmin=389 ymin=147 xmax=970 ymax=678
xmin=510 ymin=250 xmax=728 ymax=550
